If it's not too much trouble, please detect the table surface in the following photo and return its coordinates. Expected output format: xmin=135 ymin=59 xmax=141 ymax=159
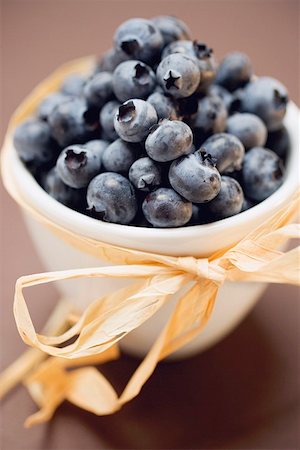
xmin=1 ymin=1 xmax=299 ymax=449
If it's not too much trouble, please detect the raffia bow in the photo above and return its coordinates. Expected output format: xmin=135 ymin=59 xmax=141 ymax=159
xmin=0 ymin=56 xmax=299 ymax=427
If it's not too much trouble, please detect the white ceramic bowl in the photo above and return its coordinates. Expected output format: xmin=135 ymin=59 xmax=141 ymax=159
xmin=5 ymin=102 xmax=300 ymax=359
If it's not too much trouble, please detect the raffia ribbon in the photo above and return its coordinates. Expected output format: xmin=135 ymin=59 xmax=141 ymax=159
xmin=0 ymin=56 xmax=299 ymax=427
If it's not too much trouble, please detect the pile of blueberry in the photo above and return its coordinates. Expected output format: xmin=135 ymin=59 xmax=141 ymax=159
xmin=13 ymin=16 xmax=290 ymax=228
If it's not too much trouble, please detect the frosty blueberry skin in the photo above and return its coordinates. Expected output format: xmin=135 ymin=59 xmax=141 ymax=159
xmin=83 ymin=72 xmax=113 ymax=109
xmin=112 ymin=60 xmax=156 ymax=103
xmin=241 ymin=197 xmax=255 ymax=212
xmin=145 ymin=119 xmax=193 ymax=162
xmin=142 ymin=187 xmax=192 ymax=227
xmin=201 ymin=133 xmax=245 ymax=173
xmin=241 ymin=77 xmax=289 ymax=131
xmin=60 ymin=73 xmax=86 ymax=96
xmin=188 ymin=203 xmax=212 ymax=225
xmin=193 ymin=42 xmax=217 ymax=92
xmin=13 ymin=119 xmax=58 ymax=166
xmin=207 ymin=176 xmax=244 ymax=219
xmin=43 ymin=167 xmax=85 ymax=209
xmin=161 ymin=39 xmax=194 ymax=59
xmin=48 ymin=97 xmax=100 ymax=147
xmin=193 ymin=95 xmax=227 ymax=141
xmin=215 ymin=52 xmax=253 ymax=92
xmin=266 ymin=126 xmax=290 ymax=160
xmin=208 ymin=85 xmax=233 ymax=112
xmin=147 ymin=92 xmax=178 ymax=120
xmin=114 ymin=18 xmax=163 ymax=65
xmin=99 ymin=100 xmax=120 ymax=141
xmin=151 ymin=15 xmax=191 ymax=46
xmin=226 ymin=113 xmax=267 ymax=150
xmin=169 ymin=151 xmax=221 ymax=203
xmin=242 ymin=147 xmax=285 ymax=202
xmin=87 ymin=172 xmax=137 ymax=224
xmin=156 ymin=53 xmax=201 ymax=98
xmin=102 ymin=139 xmax=140 ymax=173
xmin=37 ymin=92 xmax=69 ymax=122
xmin=114 ymin=99 xmax=158 ymax=143
xmin=84 ymin=139 xmax=109 ymax=162
xmin=95 ymin=47 xmax=130 ymax=73
xmin=129 ymin=157 xmax=162 ymax=191
xmin=56 ymin=144 xmax=102 ymax=188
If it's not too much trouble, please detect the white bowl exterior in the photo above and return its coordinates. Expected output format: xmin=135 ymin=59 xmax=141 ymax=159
xmin=8 ymin=102 xmax=299 ymax=359
xmin=23 ymin=212 xmax=266 ymax=359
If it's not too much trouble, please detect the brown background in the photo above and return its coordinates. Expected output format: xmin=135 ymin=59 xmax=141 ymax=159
xmin=0 ymin=1 xmax=300 ymax=449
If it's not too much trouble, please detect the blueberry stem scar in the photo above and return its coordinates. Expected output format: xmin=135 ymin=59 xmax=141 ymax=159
xmin=164 ymin=70 xmax=181 ymax=90
xmin=121 ymin=39 xmax=140 ymax=55
xmin=65 ymin=149 xmax=87 ymax=169
xmin=117 ymin=101 xmax=136 ymax=122
xmin=134 ymin=63 xmax=150 ymax=85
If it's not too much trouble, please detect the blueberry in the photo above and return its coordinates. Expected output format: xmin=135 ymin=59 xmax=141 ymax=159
xmin=241 ymin=77 xmax=288 ymax=131
xmin=114 ymin=99 xmax=158 ymax=142
xmin=266 ymin=126 xmax=290 ymax=160
xmin=112 ymin=60 xmax=156 ymax=103
xmin=84 ymin=139 xmax=109 ymax=161
xmin=193 ymin=42 xmax=217 ymax=92
xmin=145 ymin=119 xmax=193 ymax=162
xmin=48 ymin=97 xmax=100 ymax=147
xmin=161 ymin=39 xmax=193 ymax=59
xmin=189 ymin=204 xmax=202 ymax=225
xmin=193 ymin=95 xmax=227 ymax=142
xmin=102 ymin=138 xmax=140 ymax=173
xmin=142 ymin=188 xmax=192 ymax=227
xmin=13 ymin=118 xmax=58 ymax=166
xmin=226 ymin=113 xmax=267 ymax=150
xmin=87 ymin=172 xmax=137 ymax=224
xmin=188 ymin=203 xmax=212 ymax=225
xmin=129 ymin=157 xmax=161 ymax=191
xmin=147 ymin=92 xmax=178 ymax=120
xmin=202 ymin=133 xmax=245 ymax=173
xmin=241 ymin=197 xmax=255 ymax=212
xmin=151 ymin=16 xmax=191 ymax=45
xmin=37 ymin=92 xmax=69 ymax=121
xmin=208 ymin=85 xmax=233 ymax=111
xmin=169 ymin=151 xmax=221 ymax=203
xmin=215 ymin=52 xmax=253 ymax=92
xmin=42 ymin=167 xmax=85 ymax=209
xmin=99 ymin=100 xmax=120 ymax=141
xmin=227 ymin=88 xmax=244 ymax=114
xmin=83 ymin=72 xmax=113 ymax=109
xmin=114 ymin=18 xmax=163 ymax=64
xmin=162 ymin=40 xmax=217 ymax=91
xmin=156 ymin=53 xmax=200 ymax=98
xmin=56 ymin=144 xmax=102 ymax=188
xmin=242 ymin=147 xmax=285 ymax=201
xmin=95 ymin=48 xmax=130 ymax=73
xmin=207 ymin=176 xmax=244 ymax=219
xmin=60 ymin=74 xmax=86 ymax=96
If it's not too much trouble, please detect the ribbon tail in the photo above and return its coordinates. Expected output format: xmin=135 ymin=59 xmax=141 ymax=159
xmin=0 ymin=300 xmax=72 ymax=400
xmin=24 ymin=346 xmax=120 ymax=427
xmin=118 ymin=279 xmax=218 ymax=406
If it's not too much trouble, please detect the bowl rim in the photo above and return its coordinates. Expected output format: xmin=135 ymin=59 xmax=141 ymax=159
xmin=4 ymin=101 xmax=300 ymax=244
